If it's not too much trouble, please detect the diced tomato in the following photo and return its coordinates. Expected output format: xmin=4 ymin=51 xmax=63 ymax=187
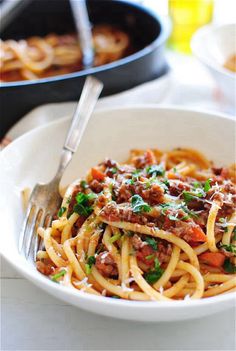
xmin=145 ymin=149 xmax=156 ymax=165
xmin=91 ymin=167 xmax=105 ymax=181
xmin=167 ymin=172 xmax=184 ymax=181
xmin=199 ymin=252 xmax=226 ymax=267
xmin=191 ymin=225 xmax=207 ymax=242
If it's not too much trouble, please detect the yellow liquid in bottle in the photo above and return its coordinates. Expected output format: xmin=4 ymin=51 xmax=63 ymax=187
xmin=168 ymin=0 xmax=214 ymax=53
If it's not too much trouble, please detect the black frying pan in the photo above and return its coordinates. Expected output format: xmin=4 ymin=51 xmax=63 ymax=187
xmin=0 ymin=0 xmax=171 ymax=138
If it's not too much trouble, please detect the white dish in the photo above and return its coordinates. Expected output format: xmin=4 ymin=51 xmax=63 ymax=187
xmin=0 ymin=106 xmax=235 ymax=322
xmin=191 ymin=23 xmax=236 ymax=106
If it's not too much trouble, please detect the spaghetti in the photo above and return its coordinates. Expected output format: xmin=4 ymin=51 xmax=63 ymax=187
xmin=0 ymin=25 xmax=130 ymax=82
xmin=35 ymin=148 xmax=236 ymax=301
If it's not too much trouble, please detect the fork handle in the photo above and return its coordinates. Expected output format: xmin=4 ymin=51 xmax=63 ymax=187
xmin=55 ymin=76 xmax=103 ymax=179
xmin=64 ymin=76 xmax=103 ymax=152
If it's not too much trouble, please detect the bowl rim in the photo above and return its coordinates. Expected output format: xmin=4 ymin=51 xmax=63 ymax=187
xmin=191 ymin=22 xmax=236 ymax=80
xmin=1 ymin=104 xmax=235 ymax=311
xmin=0 ymin=1 xmax=171 ymax=88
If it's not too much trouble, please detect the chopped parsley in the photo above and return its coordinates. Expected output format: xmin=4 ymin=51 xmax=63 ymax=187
xmin=162 ymin=178 xmax=170 ymax=188
xmin=183 ymin=179 xmax=211 ymax=202
xmin=125 ymin=178 xmax=135 ymax=185
xmin=168 ymin=214 xmax=180 ymax=221
xmin=145 ymin=254 xmax=155 ymax=260
xmin=183 ymin=206 xmax=199 ymax=219
xmin=193 ymin=181 xmax=202 ymax=189
xmin=66 ymin=196 xmax=72 ymax=204
xmin=58 ymin=207 xmax=66 ymax=217
xmin=85 ymin=256 xmax=96 ymax=274
xmin=204 ymin=178 xmax=211 ymax=192
xmin=125 ymin=170 xmax=142 ymax=185
xmin=109 ymin=233 xmax=122 ymax=244
xmin=160 ymin=202 xmax=180 ymax=214
xmin=146 ymin=164 xmax=165 ymax=177
xmin=220 ymin=244 xmax=236 ymax=255
xmin=73 ymin=192 xmax=96 ymax=217
xmin=182 ymin=190 xmax=204 ymax=203
xmin=110 ymin=167 xmax=118 ymax=174
xmin=162 ymin=179 xmax=170 ymax=187
xmin=144 ymin=176 xmax=156 ymax=189
xmin=167 ymin=213 xmax=189 ymax=222
xmin=132 ymin=169 xmax=142 ymax=180
xmin=223 ymin=259 xmax=236 ymax=273
xmin=144 ymin=258 xmax=163 ymax=284
xmin=131 ymin=195 xmax=151 ymax=213
xmin=80 ymin=180 xmax=88 ymax=190
xmin=51 ymin=269 xmax=67 ymax=282
xmin=146 ymin=237 xmax=158 ymax=251
xmin=160 ymin=202 xmax=198 ymax=219
xmin=182 ymin=192 xmax=194 ymax=203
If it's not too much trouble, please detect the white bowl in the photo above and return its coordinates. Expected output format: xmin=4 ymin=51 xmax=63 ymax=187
xmin=191 ymin=23 xmax=236 ymax=106
xmin=0 ymin=106 xmax=235 ymax=322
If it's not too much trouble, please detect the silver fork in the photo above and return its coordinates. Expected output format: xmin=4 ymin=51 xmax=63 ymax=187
xmin=19 ymin=76 xmax=103 ymax=260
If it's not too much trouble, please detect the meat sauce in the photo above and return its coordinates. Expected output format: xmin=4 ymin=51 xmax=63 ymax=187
xmin=37 ymin=150 xmax=236 ymax=281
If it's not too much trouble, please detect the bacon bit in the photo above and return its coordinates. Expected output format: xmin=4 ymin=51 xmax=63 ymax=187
xmin=116 ymin=183 xmax=132 ymax=203
xmin=102 ymin=158 xmax=117 ymax=168
xmin=131 ymin=234 xmax=145 ymax=250
xmin=97 ymin=194 xmax=107 ymax=207
xmin=145 ymin=149 xmax=156 ymax=165
xmin=95 ymin=251 xmax=118 ymax=278
xmin=199 ymin=252 xmax=226 ymax=268
xmin=212 ymin=167 xmax=229 ymax=179
xmin=133 ymin=150 xmax=156 ymax=168
xmin=89 ymin=179 xmax=104 ymax=193
xmin=116 ymin=181 xmax=165 ymax=205
xmin=91 ymin=168 xmax=105 ymax=181
xmin=169 ymin=181 xmax=191 ymax=196
xmin=36 ymin=261 xmax=54 ymax=276
xmin=140 ymin=183 xmax=165 ymax=206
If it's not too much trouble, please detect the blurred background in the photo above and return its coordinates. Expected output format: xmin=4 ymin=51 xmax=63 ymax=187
xmin=140 ymin=0 xmax=236 ymax=53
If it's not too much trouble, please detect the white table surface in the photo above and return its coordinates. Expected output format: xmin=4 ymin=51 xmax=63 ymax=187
xmin=1 ymin=256 xmax=236 ymax=351
xmin=1 ymin=51 xmax=236 ymax=350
